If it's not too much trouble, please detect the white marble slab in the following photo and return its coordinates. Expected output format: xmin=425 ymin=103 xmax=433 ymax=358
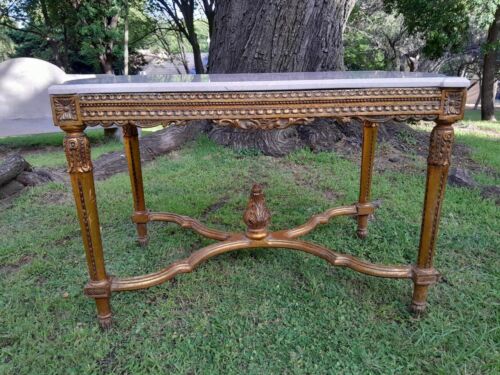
xmin=49 ymin=71 xmax=470 ymax=95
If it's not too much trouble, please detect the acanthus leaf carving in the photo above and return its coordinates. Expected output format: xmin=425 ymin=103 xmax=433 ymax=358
xmin=64 ymin=134 xmax=93 ymax=173
xmin=213 ymin=117 xmax=314 ymax=130
xmin=428 ymin=125 xmax=454 ymax=166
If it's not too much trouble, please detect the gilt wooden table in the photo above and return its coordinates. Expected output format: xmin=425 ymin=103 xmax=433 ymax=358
xmin=49 ymin=72 xmax=468 ymax=328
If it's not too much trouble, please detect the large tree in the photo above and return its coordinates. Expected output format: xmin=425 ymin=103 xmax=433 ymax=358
xmin=205 ymin=0 xmax=356 ymax=156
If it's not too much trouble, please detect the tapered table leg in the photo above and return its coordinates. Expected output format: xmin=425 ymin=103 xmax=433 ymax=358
xmin=411 ymin=121 xmax=454 ymax=313
xmin=62 ymin=125 xmax=112 ymax=329
xmin=122 ymin=124 xmax=148 ymax=246
xmin=357 ymin=121 xmax=378 ymax=238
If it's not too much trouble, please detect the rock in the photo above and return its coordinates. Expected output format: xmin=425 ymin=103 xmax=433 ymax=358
xmin=16 ymin=171 xmax=53 ymax=186
xmin=0 ymin=180 xmax=25 ymax=198
xmin=0 ymin=154 xmax=31 ymax=186
xmin=0 ymin=57 xmax=66 ymax=120
xmin=481 ymin=185 xmax=500 ymax=205
xmin=448 ymin=167 xmax=477 ymax=188
xmin=388 ymin=155 xmax=400 ymax=163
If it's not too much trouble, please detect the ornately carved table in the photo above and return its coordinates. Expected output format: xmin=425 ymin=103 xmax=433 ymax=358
xmin=49 ymin=72 xmax=468 ymax=328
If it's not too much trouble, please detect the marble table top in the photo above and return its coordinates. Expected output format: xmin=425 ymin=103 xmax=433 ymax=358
xmin=49 ymin=71 xmax=470 ymax=95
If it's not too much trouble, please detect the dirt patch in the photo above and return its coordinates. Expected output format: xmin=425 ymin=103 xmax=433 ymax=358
xmin=323 ymin=189 xmax=345 ymax=201
xmin=0 ymin=145 xmax=60 ymax=159
xmin=0 ymin=255 xmax=33 ymax=275
xmin=97 ymin=347 xmax=118 ymax=374
xmin=481 ymin=185 xmax=500 ymax=205
xmin=200 ymin=195 xmax=229 ymax=220
xmin=37 ymin=189 xmax=72 ymax=205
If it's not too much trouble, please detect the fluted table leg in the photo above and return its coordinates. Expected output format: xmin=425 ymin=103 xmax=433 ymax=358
xmin=62 ymin=125 xmax=112 ymax=328
xmin=357 ymin=120 xmax=378 ymax=238
xmin=411 ymin=120 xmax=455 ymax=313
xmin=122 ymin=124 xmax=148 ymax=246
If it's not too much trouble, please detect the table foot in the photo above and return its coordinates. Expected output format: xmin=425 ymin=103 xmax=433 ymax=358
xmin=84 ymin=279 xmax=113 ymax=328
xmin=410 ymin=266 xmax=440 ymax=314
xmin=98 ymin=311 xmax=113 ymax=329
xmin=137 ymin=234 xmax=149 ymax=247
xmin=410 ymin=285 xmax=429 ymax=314
xmin=356 ymin=226 xmax=368 ymax=239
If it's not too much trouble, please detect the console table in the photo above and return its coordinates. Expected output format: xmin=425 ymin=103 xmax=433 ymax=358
xmin=49 ymin=72 xmax=468 ymax=328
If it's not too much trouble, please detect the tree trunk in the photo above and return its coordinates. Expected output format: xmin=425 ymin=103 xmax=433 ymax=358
xmin=209 ymin=0 xmax=355 ymax=73
xmin=123 ymin=0 xmax=129 ymax=75
xmin=481 ymin=5 xmax=499 ymax=121
xmin=474 ymin=79 xmax=482 ymax=110
xmin=207 ymin=0 xmax=356 ymax=156
xmin=190 ymin=37 xmax=205 ymax=74
xmin=100 ymin=54 xmax=114 ymax=74
xmin=92 ymin=122 xmax=210 ymax=180
xmin=100 ymin=13 xmax=119 ymax=74
xmin=0 ymin=154 xmax=30 ymax=186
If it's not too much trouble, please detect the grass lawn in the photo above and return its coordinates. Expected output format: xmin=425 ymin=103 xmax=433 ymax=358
xmin=0 ymin=118 xmax=499 ymax=374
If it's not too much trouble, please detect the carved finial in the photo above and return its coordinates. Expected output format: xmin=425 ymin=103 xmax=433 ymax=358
xmin=243 ymin=184 xmax=271 ymax=240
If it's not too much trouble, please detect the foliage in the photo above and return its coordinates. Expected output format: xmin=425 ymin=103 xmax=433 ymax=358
xmin=0 ymin=121 xmax=499 ymax=373
xmin=0 ymin=24 xmax=14 ymax=61
xmin=345 ymin=1 xmax=424 ymax=71
xmin=0 ymin=0 xmax=155 ymax=73
xmin=383 ymin=0 xmax=471 ymax=59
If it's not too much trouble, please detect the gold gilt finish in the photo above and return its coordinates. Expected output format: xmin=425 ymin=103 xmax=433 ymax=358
xmin=51 ymin=86 xmax=466 ymax=328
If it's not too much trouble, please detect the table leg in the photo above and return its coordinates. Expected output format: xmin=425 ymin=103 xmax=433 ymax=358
xmin=122 ymin=124 xmax=148 ymax=246
xmin=411 ymin=121 xmax=454 ymax=313
xmin=63 ymin=125 xmax=112 ymax=328
xmin=357 ymin=121 xmax=378 ymax=238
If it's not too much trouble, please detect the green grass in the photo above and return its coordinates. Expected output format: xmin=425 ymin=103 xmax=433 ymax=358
xmin=411 ymin=112 xmax=500 ymax=185
xmin=463 ymin=108 xmax=499 ymax=123
xmin=0 ymin=130 xmax=106 ymax=148
xmin=0 ymin=130 xmax=124 ymax=168
xmin=0 ymin=126 xmax=499 ymax=374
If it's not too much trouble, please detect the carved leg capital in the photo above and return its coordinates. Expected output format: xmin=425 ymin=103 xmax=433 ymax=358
xmin=357 ymin=121 xmax=378 ymax=238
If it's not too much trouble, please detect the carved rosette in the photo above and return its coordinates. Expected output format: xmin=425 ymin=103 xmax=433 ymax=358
xmin=53 ymin=96 xmax=78 ymax=122
xmin=243 ymin=184 xmax=271 ymax=240
xmin=428 ymin=125 xmax=454 ymax=166
xmin=443 ymin=91 xmax=463 ymax=116
xmin=213 ymin=118 xmax=314 ymax=130
xmin=64 ymin=134 xmax=93 ymax=173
